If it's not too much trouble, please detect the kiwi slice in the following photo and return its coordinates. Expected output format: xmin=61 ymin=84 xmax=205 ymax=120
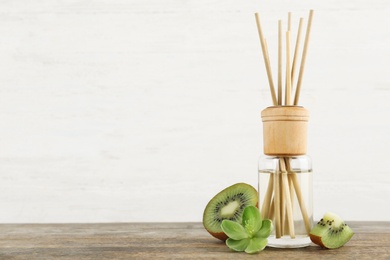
xmin=310 ymin=212 xmax=354 ymax=249
xmin=203 ymin=183 xmax=258 ymax=241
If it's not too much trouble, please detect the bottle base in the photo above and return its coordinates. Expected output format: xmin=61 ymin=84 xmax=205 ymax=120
xmin=267 ymin=235 xmax=312 ymax=248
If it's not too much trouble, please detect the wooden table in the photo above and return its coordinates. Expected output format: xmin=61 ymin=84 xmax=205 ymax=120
xmin=0 ymin=222 xmax=389 ymax=259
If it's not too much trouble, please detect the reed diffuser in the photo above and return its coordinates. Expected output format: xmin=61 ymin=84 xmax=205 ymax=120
xmin=255 ymin=10 xmax=314 ymax=248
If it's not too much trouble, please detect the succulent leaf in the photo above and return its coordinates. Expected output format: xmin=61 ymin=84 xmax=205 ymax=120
xmin=226 ymin=238 xmax=250 ymax=252
xmin=221 ymin=220 xmax=249 ymax=240
xmin=242 ymin=206 xmax=262 ymax=236
xmin=255 ymin=219 xmax=273 ymax=238
xmin=244 ymin=237 xmax=268 ymax=254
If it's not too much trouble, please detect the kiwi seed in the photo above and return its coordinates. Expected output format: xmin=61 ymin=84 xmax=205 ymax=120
xmin=202 ymin=183 xmax=258 ymax=241
xmin=309 ymin=212 xmax=354 ymax=249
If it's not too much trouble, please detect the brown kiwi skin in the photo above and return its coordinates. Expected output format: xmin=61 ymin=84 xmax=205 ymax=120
xmin=309 ymin=234 xmax=326 ymax=248
xmin=207 ymin=230 xmax=229 ymax=241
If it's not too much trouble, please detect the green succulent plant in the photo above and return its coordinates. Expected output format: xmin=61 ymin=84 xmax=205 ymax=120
xmin=221 ymin=206 xmax=273 ymax=254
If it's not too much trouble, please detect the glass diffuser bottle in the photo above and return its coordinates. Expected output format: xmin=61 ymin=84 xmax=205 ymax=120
xmin=258 ymin=106 xmax=313 ymax=248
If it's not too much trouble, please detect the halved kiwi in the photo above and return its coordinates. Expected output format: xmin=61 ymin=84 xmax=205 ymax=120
xmin=203 ymin=183 xmax=258 ymax=241
xmin=310 ymin=212 xmax=354 ymax=249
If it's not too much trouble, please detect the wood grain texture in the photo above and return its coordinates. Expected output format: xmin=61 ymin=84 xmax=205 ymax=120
xmin=0 ymin=222 xmax=389 ymax=259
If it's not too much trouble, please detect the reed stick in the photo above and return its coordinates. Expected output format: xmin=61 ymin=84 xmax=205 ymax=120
xmin=274 ymin=176 xmax=281 ymax=238
xmin=284 ymin=12 xmax=292 ymax=105
xmin=288 ymin=170 xmax=295 ymax=208
xmin=278 ymin=20 xmax=283 ymax=105
xmin=294 ymin=10 xmax=314 ymax=105
xmin=280 ymin=158 xmax=295 ymax=238
xmin=285 ymin=160 xmax=296 ymax=235
xmin=291 ymin=18 xmax=304 ymax=92
xmin=285 ymin=31 xmax=292 ymax=105
xmin=261 ymin=174 xmax=274 ymax=219
xmin=255 ymin=13 xmax=278 ymax=106
xmin=279 ymin=160 xmax=285 ymax=235
xmin=290 ymin=173 xmax=311 ymax=234
xmin=285 ymin=158 xmax=310 ymax=234
xmin=274 ymin=162 xmax=281 ymax=238
xmin=269 ymin=198 xmax=275 ymax=219
xmin=279 ymin=159 xmax=286 ymax=236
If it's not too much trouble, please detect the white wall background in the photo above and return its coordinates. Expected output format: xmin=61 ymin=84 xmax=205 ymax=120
xmin=0 ymin=0 xmax=389 ymax=223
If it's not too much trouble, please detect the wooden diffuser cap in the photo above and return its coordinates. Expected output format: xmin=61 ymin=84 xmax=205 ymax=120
xmin=261 ymin=106 xmax=309 ymax=156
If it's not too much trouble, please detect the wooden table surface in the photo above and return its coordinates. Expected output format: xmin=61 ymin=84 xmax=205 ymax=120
xmin=0 ymin=222 xmax=389 ymax=259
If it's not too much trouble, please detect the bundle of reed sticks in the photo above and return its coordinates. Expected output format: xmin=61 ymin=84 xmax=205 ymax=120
xmin=255 ymin=10 xmax=314 ymax=238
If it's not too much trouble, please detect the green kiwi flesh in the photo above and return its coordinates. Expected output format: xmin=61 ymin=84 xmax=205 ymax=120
xmin=310 ymin=212 xmax=354 ymax=249
xmin=202 ymin=183 xmax=258 ymax=241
